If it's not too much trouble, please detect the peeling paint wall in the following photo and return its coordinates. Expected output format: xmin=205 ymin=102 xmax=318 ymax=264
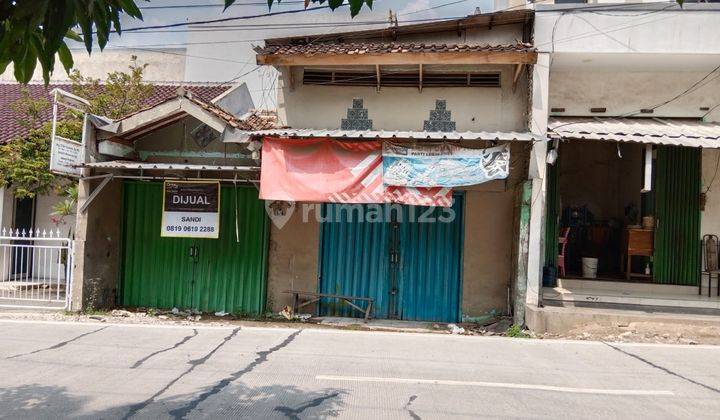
xmin=265 ymin=144 xmax=530 ymax=319
xmin=266 ymin=208 xmax=320 ymax=313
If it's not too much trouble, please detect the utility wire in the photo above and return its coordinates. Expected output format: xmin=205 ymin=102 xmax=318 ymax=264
xmin=139 ymin=1 xmax=306 ymax=9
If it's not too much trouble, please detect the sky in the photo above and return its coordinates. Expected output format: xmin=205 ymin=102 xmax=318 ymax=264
xmin=104 ymin=0 xmax=494 ymax=48
xmin=64 ymin=0 xmax=497 ymax=109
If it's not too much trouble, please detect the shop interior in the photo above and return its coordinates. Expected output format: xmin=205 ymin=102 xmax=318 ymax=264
xmin=553 ymin=140 xmax=653 ymax=281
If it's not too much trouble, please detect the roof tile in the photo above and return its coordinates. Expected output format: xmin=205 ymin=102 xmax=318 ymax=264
xmin=0 ymin=83 xmax=232 ymax=144
xmin=256 ymin=42 xmax=535 ymax=57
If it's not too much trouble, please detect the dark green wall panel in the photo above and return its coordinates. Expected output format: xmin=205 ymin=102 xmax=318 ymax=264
xmin=654 ymin=146 xmax=701 ymax=286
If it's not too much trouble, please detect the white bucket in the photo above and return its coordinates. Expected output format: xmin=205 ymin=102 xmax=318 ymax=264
xmin=582 ymin=257 xmax=599 ymax=279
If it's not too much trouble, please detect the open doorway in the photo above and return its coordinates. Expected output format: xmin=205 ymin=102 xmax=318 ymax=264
xmin=548 ymin=140 xmax=646 ymax=282
xmin=11 ymin=196 xmax=36 ymax=278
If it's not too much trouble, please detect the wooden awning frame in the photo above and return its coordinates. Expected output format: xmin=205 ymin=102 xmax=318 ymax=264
xmin=256 ymin=50 xmax=537 ymax=66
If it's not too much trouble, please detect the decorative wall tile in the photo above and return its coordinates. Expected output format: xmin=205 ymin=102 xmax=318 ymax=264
xmin=423 ymin=99 xmax=456 ymax=132
xmin=341 ymin=98 xmax=373 ymax=130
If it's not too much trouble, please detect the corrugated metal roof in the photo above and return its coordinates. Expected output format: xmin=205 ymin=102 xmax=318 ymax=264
xmin=548 ymin=117 xmax=720 ymax=148
xmin=250 ymin=128 xmax=541 ymax=141
xmin=81 ymin=161 xmax=259 ymax=171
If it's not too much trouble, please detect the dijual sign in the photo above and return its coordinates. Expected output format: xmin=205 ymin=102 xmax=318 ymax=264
xmin=161 ymin=181 xmax=220 ymax=239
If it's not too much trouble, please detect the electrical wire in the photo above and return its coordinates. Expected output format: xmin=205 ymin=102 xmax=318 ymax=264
xmin=139 ymin=1 xmax=306 ymax=9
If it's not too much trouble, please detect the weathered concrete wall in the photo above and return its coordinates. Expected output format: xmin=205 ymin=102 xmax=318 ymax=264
xmin=461 ymin=190 xmax=514 ymax=320
xmin=558 ymin=141 xmax=643 ymax=222
xmin=0 ymin=48 xmax=188 ymax=83
xmin=71 ymin=178 xmax=123 ymax=310
xmin=266 ymin=208 xmax=320 ymax=313
xmin=264 ymin=141 xmax=529 ymax=319
xmin=278 ymin=64 xmax=529 ymax=132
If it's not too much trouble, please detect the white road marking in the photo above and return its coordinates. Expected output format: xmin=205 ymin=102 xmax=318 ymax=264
xmin=316 ymin=375 xmax=675 ymax=396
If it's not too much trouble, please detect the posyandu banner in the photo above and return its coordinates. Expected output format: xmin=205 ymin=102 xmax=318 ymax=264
xmin=382 ymin=143 xmax=510 ymax=187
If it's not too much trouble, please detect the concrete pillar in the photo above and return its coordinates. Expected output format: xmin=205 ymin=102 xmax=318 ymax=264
xmin=526 ymin=53 xmax=550 ymax=309
xmin=70 ymin=177 xmax=122 ymax=311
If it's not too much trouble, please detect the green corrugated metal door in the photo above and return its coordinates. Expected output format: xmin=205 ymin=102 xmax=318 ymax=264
xmin=653 ymin=146 xmax=701 ymax=285
xmin=544 ymin=162 xmax=560 ymax=269
xmin=121 ymin=182 xmax=268 ymax=314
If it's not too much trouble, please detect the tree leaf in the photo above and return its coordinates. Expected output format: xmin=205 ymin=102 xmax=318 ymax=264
xmin=58 ymin=42 xmax=74 ymax=73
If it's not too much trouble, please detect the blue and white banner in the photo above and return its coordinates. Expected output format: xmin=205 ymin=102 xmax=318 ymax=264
xmin=383 ymin=143 xmax=510 ymax=188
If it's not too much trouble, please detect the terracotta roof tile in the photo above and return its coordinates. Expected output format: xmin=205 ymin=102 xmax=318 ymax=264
xmin=256 ymin=42 xmax=534 ymax=57
xmin=0 ymin=83 xmax=232 ymax=144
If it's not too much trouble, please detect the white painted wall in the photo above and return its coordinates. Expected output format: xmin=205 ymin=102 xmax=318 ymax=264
xmin=0 ymin=49 xmax=188 ymax=83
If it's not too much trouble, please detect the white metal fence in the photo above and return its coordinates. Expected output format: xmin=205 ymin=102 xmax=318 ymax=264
xmin=0 ymin=228 xmax=73 ymax=309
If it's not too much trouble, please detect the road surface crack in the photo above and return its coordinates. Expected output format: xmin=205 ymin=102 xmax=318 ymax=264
xmin=131 ymin=329 xmax=199 ymax=369
xmin=169 ymin=329 xmax=302 ymax=419
xmin=403 ymin=395 xmax=421 ymax=420
xmin=604 ymin=342 xmax=720 ymax=394
xmin=275 ymin=392 xmax=341 ymax=419
xmin=6 ymin=326 xmax=108 ymax=359
xmin=121 ymin=327 xmax=241 ymax=419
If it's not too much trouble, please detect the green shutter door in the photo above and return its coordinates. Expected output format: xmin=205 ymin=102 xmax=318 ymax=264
xmin=121 ymin=182 xmax=268 ymax=314
xmin=653 ymin=146 xmax=701 ymax=285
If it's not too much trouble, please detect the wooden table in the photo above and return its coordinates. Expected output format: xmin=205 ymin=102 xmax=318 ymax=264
xmin=283 ymin=290 xmax=375 ymax=321
xmin=625 ymin=228 xmax=654 ymax=280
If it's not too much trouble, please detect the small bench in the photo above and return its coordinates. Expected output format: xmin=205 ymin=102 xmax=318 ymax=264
xmin=283 ymin=290 xmax=374 ymax=321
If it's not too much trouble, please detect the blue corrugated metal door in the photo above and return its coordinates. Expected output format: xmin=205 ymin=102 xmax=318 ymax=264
xmin=397 ymin=196 xmax=464 ymax=322
xmin=318 ymin=204 xmax=392 ymax=318
xmin=319 ymin=197 xmax=464 ymax=322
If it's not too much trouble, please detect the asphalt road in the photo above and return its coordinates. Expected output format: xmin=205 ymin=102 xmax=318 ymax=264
xmin=0 ymin=320 xmax=719 ymax=419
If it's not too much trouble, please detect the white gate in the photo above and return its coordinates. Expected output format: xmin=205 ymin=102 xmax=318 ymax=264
xmin=0 ymin=228 xmax=73 ymax=309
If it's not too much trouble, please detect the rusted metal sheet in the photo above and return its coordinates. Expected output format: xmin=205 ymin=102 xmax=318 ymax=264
xmin=549 ymin=117 xmax=720 ymax=148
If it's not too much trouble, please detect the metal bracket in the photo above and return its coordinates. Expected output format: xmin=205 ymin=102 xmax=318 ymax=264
xmin=79 ymin=173 xmax=114 ymax=214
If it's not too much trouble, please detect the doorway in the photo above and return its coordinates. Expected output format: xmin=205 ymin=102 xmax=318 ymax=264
xmin=11 ymin=197 xmax=35 ymax=278
xmin=545 ymin=141 xmax=701 ymax=286
xmin=318 ymin=196 xmax=464 ymax=322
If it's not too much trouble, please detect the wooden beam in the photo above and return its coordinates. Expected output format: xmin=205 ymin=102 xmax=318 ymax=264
xmin=256 ymin=50 xmax=538 ymax=66
xmin=419 ymin=64 xmax=423 ymax=93
xmin=285 ymin=66 xmax=295 ymax=91
xmin=375 ymin=64 xmax=381 ymax=92
xmin=512 ymin=63 xmax=524 ymax=92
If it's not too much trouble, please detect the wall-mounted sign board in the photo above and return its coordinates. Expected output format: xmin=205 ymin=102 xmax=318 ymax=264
xmin=49 ymin=136 xmax=84 ymax=177
xmin=161 ymin=181 xmax=220 ymax=238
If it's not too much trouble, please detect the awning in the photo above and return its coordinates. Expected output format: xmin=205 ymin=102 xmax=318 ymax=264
xmin=81 ymin=161 xmax=259 ymax=172
xmin=548 ymin=117 xmax=720 ymax=148
xmin=250 ymin=128 xmax=542 ymax=142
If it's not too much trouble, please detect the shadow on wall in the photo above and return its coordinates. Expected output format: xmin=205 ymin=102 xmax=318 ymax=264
xmin=82 ymin=277 xmax=116 ymax=310
xmin=0 ymin=382 xmax=347 ymax=419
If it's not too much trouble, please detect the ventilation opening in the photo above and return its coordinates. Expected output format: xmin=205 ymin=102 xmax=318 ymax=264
xmin=303 ymin=70 xmax=501 ymax=88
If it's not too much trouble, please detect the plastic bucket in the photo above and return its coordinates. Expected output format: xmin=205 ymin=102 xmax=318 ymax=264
xmin=582 ymin=257 xmax=599 ymax=279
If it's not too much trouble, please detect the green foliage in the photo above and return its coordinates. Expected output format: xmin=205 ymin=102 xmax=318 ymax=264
xmin=0 ymin=1 xmax=144 ymax=84
xmin=237 ymin=0 xmax=374 ymax=17
xmin=10 ymin=88 xmax=49 ymax=129
xmin=0 ymin=118 xmax=82 ymax=199
xmin=506 ymin=324 xmax=530 ymax=338
xmin=0 ymin=57 xmax=152 ymax=199
xmin=69 ymin=55 xmax=152 ymax=119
